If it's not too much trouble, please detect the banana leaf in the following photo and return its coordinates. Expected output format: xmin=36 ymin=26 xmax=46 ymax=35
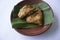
xmin=11 ymin=1 xmax=54 ymax=28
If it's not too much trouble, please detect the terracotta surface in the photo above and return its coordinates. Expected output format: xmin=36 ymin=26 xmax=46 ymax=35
xmin=11 ymin=0 xmax=53 ymax=36
xmin=15 ymin=24 xmax=51 ymax=36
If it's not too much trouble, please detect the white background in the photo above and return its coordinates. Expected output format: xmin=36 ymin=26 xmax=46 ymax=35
xmin=0 ymin=0 xmax=60 ymax=40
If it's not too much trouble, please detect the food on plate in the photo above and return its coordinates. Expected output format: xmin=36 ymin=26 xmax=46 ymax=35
xmin=11 ymin=1 xmax=54 ymax=36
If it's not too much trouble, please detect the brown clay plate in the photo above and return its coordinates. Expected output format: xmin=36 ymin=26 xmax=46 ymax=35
xmin=11 ymin=0 xmax=53 ymax=36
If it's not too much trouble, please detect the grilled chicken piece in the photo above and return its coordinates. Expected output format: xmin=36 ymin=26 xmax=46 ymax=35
xmin=18 ymin=5 xmax=34 ymax=18
xmin=26 ymin=9 xmax=43 ymax=25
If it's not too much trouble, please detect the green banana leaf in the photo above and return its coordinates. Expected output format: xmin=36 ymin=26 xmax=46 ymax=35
xmin=11 ymin=1 xmax=54 ymax=28
xmin=12 ymin=18 xmax=38 ymax=28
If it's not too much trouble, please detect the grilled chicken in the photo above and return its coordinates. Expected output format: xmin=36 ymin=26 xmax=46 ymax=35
xmin=18 ymin=5 xmax=34 ymax=18
xmin=26 ymin=9 xmax=43 ymax=25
